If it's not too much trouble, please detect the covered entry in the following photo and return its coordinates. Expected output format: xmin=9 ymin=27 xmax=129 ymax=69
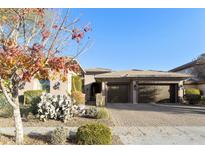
xmin=107 ymin=83 xmax=130 ymax=103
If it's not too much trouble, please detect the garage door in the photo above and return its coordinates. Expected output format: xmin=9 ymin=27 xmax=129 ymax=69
xmin=108 ymin=84 xmax=129 ymax=103
xmin=138 ymin=85 xmax=169 ymax=103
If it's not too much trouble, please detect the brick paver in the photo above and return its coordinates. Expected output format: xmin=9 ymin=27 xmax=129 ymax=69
xmin=107 ymin=103 xmax=205 ymax=126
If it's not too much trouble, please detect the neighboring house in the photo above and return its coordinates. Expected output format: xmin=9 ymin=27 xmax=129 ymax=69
xmin=84 ymin=68 xmax=190 ymax=104
xmin=19 ymin=59 xmax=85 ymax=97
xmin=170 ymin=60 xmax=205 ymax=94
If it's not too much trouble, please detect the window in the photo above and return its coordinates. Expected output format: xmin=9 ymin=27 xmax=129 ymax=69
xmin=39 ymin=80 xmax=50 ymax=92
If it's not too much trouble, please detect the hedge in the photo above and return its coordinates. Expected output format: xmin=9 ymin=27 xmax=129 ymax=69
xmin=72 ymin=76 xmax=82 ymax=92
xmin=76 ymin=123 xmax=112 ymax=145
xmin=24 ymin=90 xmax=44 ymax=105
xmin=185 ymin=88 xmax=200 ymax=95
xmin=185 ymin=88 xmax=201 ymax=104
xmin=0 ymin=92 xmax=8 ymax=108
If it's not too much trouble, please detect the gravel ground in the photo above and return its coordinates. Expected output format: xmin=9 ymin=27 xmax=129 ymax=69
xmin=0 ymin=116 xmax=114 ymax=128
xmin=107 ymin=103 xmax=205 ymax=126
xmin=0 ymin=127 xmax=123 ymax=145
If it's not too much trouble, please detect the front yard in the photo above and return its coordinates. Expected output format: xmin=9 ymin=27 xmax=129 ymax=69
xmin=0 ymin=115 xmax=114 ymax=128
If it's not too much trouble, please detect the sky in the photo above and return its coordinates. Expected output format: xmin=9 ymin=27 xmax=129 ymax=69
xmin=65 ymin=9 xmax=205 ymax=71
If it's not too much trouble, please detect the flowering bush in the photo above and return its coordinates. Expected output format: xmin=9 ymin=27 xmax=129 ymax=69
xmin=36 ymin=93 xmax=85 ymax=122
xmin=83 ymin=106 xmax=98 ymax=118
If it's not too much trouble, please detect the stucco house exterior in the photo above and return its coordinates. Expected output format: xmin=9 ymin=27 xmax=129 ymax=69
xmin=20 ymin=60 xmax=191 ymax=105
xmin=19 ymin=59 xmax=84 ymax=97
xmin=84 ymin=68 xmax=190 ymax=104
xmin=170 ymin=60 xmax=205 ymax=94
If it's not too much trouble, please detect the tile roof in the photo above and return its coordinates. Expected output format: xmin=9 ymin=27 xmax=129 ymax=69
xmin=85 ymin=68 xmax=112 ymax=73
xmin=169 ymin=60 xmax=196 ymax=72
xmin=95 ymin=69 xmax=192 ymax=79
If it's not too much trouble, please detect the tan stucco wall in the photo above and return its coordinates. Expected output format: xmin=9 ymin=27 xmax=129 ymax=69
xmin=50 ymin=72 xmax=72 ymax=95
xmin=19 ymin=78 xmax=42 ymax=95
xmin=19 ymin=72 xmax=73 ymax=96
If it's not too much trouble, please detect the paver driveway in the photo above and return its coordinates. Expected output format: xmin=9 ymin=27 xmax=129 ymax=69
xmin=107 ymin=103 xmax=205 ymax=144
xmin=107 ymin=103 xmax=205 ymax=126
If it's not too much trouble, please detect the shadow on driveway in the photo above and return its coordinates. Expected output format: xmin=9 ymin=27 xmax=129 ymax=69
xmin=107 ymin=103 xmax=205 ymax=115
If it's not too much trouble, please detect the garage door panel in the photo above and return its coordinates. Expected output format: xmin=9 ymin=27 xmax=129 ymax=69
xmin=138 ymin=85 xmax=169 ymax=103
xmin=108 ymin=84 xmax=129 ymax=103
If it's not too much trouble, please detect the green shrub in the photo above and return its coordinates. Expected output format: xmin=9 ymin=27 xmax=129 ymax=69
xmin=185 ymin=88 xmax=200 ymax=95
xmin=200 ymin=96 xmax=205 ymax=104
xmin=76 ymin=123 xmax=112 ymax=145
xmin=20 ymin=105 xmax=33 ymax=118
xmin=0 ymin=92 xmax=8 ymax=109
xmin=72 ymin=91 xmax=85 ymax=105
xmin=84 ymin=106 xmax=98 ymax=118
xmin=24 ymin=90 xmax=44 ymax=105
xmin=0 ymin=104 xmax=13 ymax=118
xmin=72 ymin=76 xmax=82 ymax=92
xmin=185 ymin=88 xmax=201 ymax=104
xmin=50 ymin=127 xmax=67 ymax=145
xmin=201 ymin=96 xmax=205 ymax=101
xmin=185 ymin=94 xmax=201 ymax=104
xmin=96 ymin=108 xmax=109 ymax=119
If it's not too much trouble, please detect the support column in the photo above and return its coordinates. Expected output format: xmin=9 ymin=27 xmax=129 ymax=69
xmin=170 ymin=84 xmax=178 ymax=103
xmin=132 ymin=80 xmax=138 ymax=104
xmin=101 ymin=81 xmax=108 ymax=103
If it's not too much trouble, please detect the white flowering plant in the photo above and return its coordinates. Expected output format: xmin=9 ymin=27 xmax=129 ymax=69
xmin=36 ymin=93 xmax=85 ymax=122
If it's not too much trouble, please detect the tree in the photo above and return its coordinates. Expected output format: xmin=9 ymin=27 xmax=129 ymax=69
xmin=192 ymin=53 xmax=205 ymax=80
xmin=0 ymin=8 xmax=91 ymax=144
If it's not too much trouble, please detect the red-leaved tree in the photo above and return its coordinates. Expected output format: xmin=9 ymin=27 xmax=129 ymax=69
xmin=0 ymin=8 xmax=91 ymax=144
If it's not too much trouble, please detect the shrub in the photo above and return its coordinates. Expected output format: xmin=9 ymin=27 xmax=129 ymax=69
xmin=72 ymin=91 xmax=85 ymax=105
xmin=36 ymin=93 xmax=83 ymax=122
xmin=72 ymin=76 xmax=82 ymax=92
xmin=185 ymin=94 xmax=201 ymax=104
xmin=76 ymin=123 xmax=112 ymax=145
xmin=83 ymin=106 xmax=98 ymax=118
xmin=185 ymin=88 xmax=201 ymax=104
xmin=0 ymin=92 xmax=8 ymax=109
xmin=0 ymin=104 xmax=13 ymax=118
xmin=201 ymin=96 xmax=205 ymax=104
xmin=50 ymin=127 xmax=67 ymax=145
xmin=96 ymin=108 xmax=109 ymax=119
xmin=185 ymin=88 xmax=200 ymax=95
xmin=24 ymin=90 xmax=44 ymax=105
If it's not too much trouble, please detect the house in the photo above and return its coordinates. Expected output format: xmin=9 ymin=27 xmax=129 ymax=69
xmin=19 ymin=59 xmax=85 ymax=97
xmin=170 ymin=60 xmax=205 ymax=94
xmin=84 ymin=68 xmax=190 ymax=104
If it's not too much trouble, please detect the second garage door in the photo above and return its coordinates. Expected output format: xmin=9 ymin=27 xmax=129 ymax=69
xmin=138 ymin=84 xmax=170 ymax=103
xmin=107 ymin=83 xmax=129 ymax=103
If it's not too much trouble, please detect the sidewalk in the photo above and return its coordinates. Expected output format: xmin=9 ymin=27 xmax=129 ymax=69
xmin=1 ymin=126 xmax=205 ymax=144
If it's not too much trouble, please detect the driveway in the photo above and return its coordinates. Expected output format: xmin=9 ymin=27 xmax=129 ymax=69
xmin=107 ymin=103 xmax=205 ymax=126
xmin=107 ymin=103 xmax=205 ymax=144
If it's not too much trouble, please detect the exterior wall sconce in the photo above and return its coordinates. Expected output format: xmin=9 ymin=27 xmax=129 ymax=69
xmin=134 ymin=84 xmax=137 ymax=90
xmin=53 ymin=81 xmax=60 ymax=90
xmin=178 ymin=85 xmax=184 ymax=90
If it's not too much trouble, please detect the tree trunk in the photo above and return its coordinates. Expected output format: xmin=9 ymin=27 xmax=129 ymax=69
xmin=13 ymin=105 xmax=24 ymax=145
xmin=0 ymin=77 xmax=24 ymax=144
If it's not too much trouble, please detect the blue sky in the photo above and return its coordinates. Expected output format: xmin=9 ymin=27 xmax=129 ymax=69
xmin=66 ymin=9 xmax=205 ymax=71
